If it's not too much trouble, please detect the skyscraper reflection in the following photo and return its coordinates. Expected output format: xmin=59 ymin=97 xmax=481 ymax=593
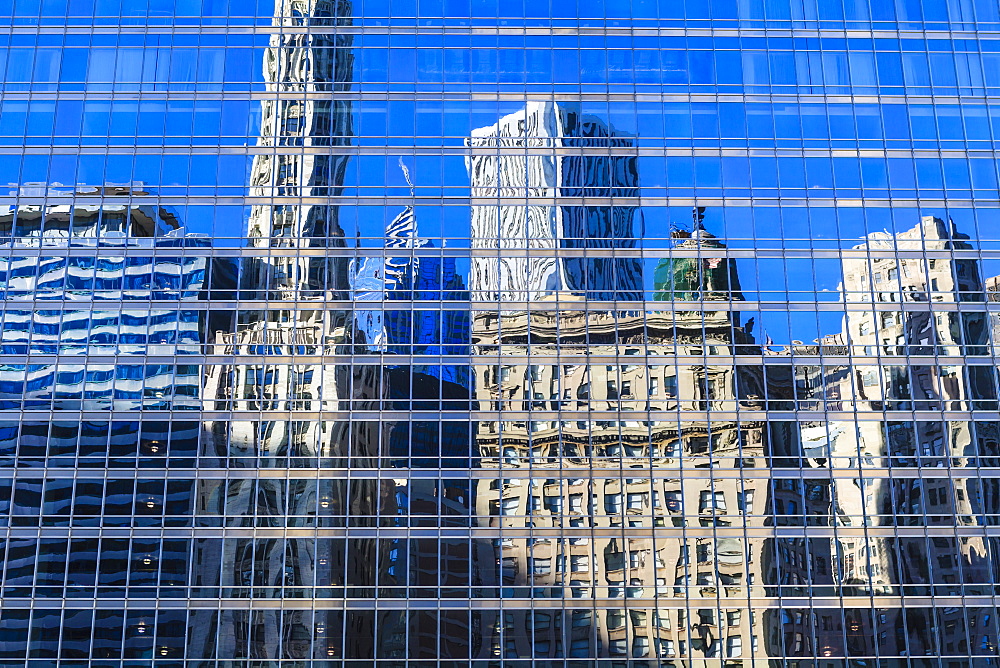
xmin=8 ymin=1 xmax=1000 ymax=665
xmin=469 ymin=132 xmax=775 ymax=661
xmin=0 ymin=187 xmax=209 ymax=659
xmin=357 ymin=192 xmax=481 ymax=660
xmin=467 ymin=101 xmax=642 ymax=304
xmin=194 ymin=0 xmax=397 ymax=661
xmin=767 ymin=216 xmax=1000 ymax=666
xmin=0 ymin=186 xmax=208 ymax=411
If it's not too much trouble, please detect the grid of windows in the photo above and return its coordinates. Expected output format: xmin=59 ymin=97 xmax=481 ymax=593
xmin=4 ymin=0 xmax=1000 ymax=666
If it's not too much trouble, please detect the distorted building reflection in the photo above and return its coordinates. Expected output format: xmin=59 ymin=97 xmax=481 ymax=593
xmin=9 ymin=0 xmax=1000 ymax=664
xmin=988 ymin=274 xmax=1000 ymax=350
xmin=0 ymin=186 xmax=209 ymax=412
xmin=471 ymin=187 xmax=775 ymax=662
xmin=773 ymin=216 xmax=1000 ymax=666
xmin=0 ymin=186 xmax=212 ymax=659
xmin=194 ymin=0 xmax=400 ymax=661
xmin=467 ymin=101 xmax=642 ymax=304
xmin=351 ymin=189 xmax=483 ymax=660
xmin=200 ymin=0 xmax=362 ymax=454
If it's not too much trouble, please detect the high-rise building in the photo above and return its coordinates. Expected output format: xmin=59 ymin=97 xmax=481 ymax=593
xmin=467 ymin=102 xmax=643 ymax=304
xmin=783 ymin=216 xmax=1000 ymax=663
xmin=5 ymin=0 xmax=1000 ymax=665
xmin=471 ymin=220 xmax=778 ymax=663
xmin=0 ymin=187 xmax=209 ymax=411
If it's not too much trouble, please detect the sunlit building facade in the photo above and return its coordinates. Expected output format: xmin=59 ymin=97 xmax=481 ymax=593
xmin=3 ymin=0 xmax=1000 ymax=666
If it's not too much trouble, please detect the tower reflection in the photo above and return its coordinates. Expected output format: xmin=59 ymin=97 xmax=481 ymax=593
xmin=194 ymin=0 xmax=396 ymax=662
xmin=469 ymin=105 xmax=775 ymax=663
xmin=770 ymin=216 xmax=1000 ymax=666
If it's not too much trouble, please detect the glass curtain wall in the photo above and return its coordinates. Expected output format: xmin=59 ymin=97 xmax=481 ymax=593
xmin=1 ymin=0 xmax=1000 ymax=666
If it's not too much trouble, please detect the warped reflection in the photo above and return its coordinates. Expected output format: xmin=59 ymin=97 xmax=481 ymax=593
xmin=2 ymin=0 xmax=1000 ymax=666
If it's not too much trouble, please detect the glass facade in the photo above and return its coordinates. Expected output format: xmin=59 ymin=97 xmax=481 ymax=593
xmin=4 ymin=0 xmax=1000 ymax=666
